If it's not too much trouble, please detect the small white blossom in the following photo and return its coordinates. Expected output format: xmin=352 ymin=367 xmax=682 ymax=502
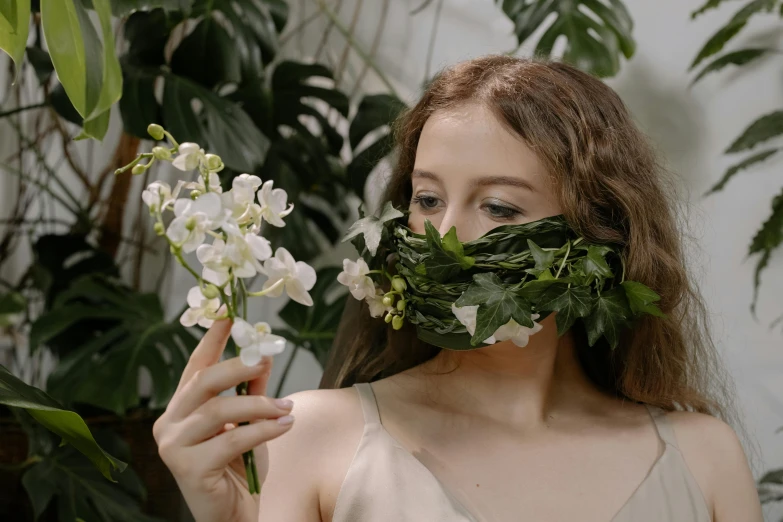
xmin=172 ymin=142 xmax=206 ymax=171
xmin=337 ymin=258 xmax=375 ymax=300
xmin=366 ymin=289 xmax=393 ymax=318
xmin=197 ymin=232 xmax=272 ymax=286
xmin=222 ymin=174 xmax=263 ymax=228
xmin=451 ymin=304 xmax=543 ymax=347
xmin=231 ymin=318 xmax=287 ymax=366
xmin=167 ymin=192 xmax=224 ymax=253
xmin=257 ymin=180 xmax=293 ymax=227
xmin=180 ymin=286 xmax=221 ymax=328
xmin=142 ymin=181 xmax=183 ymax=213
xmin=185 ymin=173 xmax=223 ymax=195
xmin=261 ymin=247 xmax=316 ymax=306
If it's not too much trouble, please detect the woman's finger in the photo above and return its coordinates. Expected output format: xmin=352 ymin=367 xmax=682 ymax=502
xmin=167 ymin=355 xmax=271 ymax=420
xmin=247 ymin=355 xmax=274 ymax=396
xmin=175 ymin=395 xmax=293 ymax=446
xmin=195 ymin=416 xmax=295 ymax=472
xmin=175 ymin=317 xmax=232 ymax=395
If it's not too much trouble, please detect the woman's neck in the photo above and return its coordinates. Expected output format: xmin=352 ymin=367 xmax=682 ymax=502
xmin=414 ymin=316 xmax=608 ymax=429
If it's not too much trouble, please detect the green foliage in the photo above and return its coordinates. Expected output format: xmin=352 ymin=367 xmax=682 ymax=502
xmin=423 ymin=221 xmax=476 ymax=282
xmin=704 ymin=149 xmax=780 ymax=195
xmin=0 ymin=365 xmax=126 ymax=482
xmin=749 ymin=188 xmax=783 ymax=313
xmin=726 ymin=110 xmax=783 ymax=153
xmin=21 ymin=429 xmax=161 ymax=522
xmin=0 ymin=0 xmax=29 ymax=76
xmin=456 ymin=273 xmax=534 ymax=344
xmin=691 ymin=48 xmax=771 ymax=85
xmin=31 ymin=274 xmax=198 ymax=415
xmin=497 ymin=0 xmax=635 ymax=77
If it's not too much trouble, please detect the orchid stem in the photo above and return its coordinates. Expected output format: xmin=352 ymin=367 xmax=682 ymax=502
xmin=246 ymin=278 xmax=285 ymax=297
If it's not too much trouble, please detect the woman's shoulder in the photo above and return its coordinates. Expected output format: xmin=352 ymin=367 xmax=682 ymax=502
xmin=664 ymin=410 xmax=761 ymax=519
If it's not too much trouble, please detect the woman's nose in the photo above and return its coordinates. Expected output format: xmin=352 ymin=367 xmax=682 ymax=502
xmin=437 ymin=209 xmax=477 ymax=242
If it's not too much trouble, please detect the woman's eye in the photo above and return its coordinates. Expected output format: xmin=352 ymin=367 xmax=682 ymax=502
xmin=412 ymin=195 xmax=440 ymax=210
xmin=483 ymin=203 xmax=522 ymax=220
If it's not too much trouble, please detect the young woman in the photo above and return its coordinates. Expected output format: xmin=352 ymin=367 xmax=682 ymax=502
xmin=152 ymin=56 xmax=763 ymax=522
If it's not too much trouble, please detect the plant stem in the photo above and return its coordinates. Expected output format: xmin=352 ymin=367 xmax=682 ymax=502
xmin=555 ymin=240 xmax=571 ymax=279
xmin=0 ymin=102 xmax=48 ymax=119
xmin=313 ymin=0 xmax=400 ymax=99
xmin=247 ymin=278 xmax=285 ymax=297
xmin=275 ymin=343 xmax=300 ymax=398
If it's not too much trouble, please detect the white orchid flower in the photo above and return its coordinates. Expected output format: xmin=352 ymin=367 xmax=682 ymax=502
xmin=222 ymin=174 xmax=263 ymax=227
xmin=167 ymin=192 xmax=224 ymax=253
xmin=180 ymin=286 xmax=221 ymax=328
xmin=492 ymin=314 xmax=543 ymax=347
xmin=337 ymin=258 xmax=376 ymax=300
xmin=261 ymin=247 xmax=316 ymax=306
xmin=366 ymin=289 xmax=393 ymax=318
xmin=451 ymin=304 xmax=543 ymax=347
xmin=197 ymin=231 xmax=272 ymax=286
xmin=257 ymin=180 xmax=293 ymax=227
xmin=172 ymin=142 xmax=206 ymax=171
xmin=231 ymin=318 xmax=287 ymax=366
xmin=185 ymin=172 xmax=223 ymax=195
xmin=142 ymin=180 xmax=183 ymax=213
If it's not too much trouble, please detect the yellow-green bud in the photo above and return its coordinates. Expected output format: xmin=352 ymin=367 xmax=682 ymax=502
xmin=131 ymin=163 xmax=147 ymax=175
xmin=185 ymin=216 xmax=197 ymax=231
xmin=384 ymin=312 xmax=394 ymax=324
xmin=201 ymin=284 xmax=220 ymax=299
xmin=382 ymin=294 xmax=395 ymax=307
xmin=396 ymin=299 xmax=406 ymax=312
xmin=392 ymin=277 xmax=407 ymax=293
xmin=152 ymin=146 xmax=172 ymax=161
xmin=190 ymin=190 xmax=202 ymax=200
xmin=147 ymin=124 xmax=165 ymax=140
xmin=392 ymin=316 xmax=404 ymax=330
xmin=153 ymin=222 xmax=165 ymax=236
xmin=205 ymin=154 xmax=223 ymax=171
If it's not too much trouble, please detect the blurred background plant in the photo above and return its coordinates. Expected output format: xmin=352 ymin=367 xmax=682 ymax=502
xmin=0 ymin=1 xmax=637 ymax=519
xmin=688 ymin=0 xmax=783 ymax=512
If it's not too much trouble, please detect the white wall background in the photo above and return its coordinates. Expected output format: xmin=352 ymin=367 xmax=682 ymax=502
xmin=1 ymin=0 xmax=782 ymax=517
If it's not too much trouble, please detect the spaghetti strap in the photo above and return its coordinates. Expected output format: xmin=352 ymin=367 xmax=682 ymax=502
xmin=645 ymin=405 xmax=679 ymax=448
xmin=353 ymin=382 xmax=381 ymax=425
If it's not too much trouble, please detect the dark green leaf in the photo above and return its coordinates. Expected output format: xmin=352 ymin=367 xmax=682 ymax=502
xmin=518 ymin=279 xmax=567 ymax=302
xmin=123 ymin=9 xmax=178 ymax=67
xmin=162 ymin=71 xmax=269 ymax=172
xmin=760 ymin=469 xmax=783 ymax=484
xmin=0 ymin=291 xmax=24 ymax=326
xmin=537 ymin=285 xmax=593 ymax=335
xmin=527 ymin=239 xmax=555 ymax=271
xmin=749 ymin=187 xmax=783 ymax=312
xmin=347 ymin=132 xmax=394 ymax=196
xmin=0 ymin=364 xmax=126 ymax=481
xmin=26 ymin=46 xmax=55 ymax=85
xmin=691 ymin=0 xmax=730 ymax=18
xmin=119 ymin=62 xmax=162 ymax=138
xmin=621 ymin=281 xmax=665 ymax=318
xmin=51 ymin=82 xmax=84 ymax=125
xmin=726 ymin=110 xmax=783 ymax=153
xmin=690 ymin=0 xmax=777 ymax=69
xmin=497 ymin=0 xmax=635 ymax=77
xmin=582 ymin=245 xmax=614 ymax=281
xmin=423 ymin=221 xmax=476 ymax=282
xmin=110 ymin=0 xmax=193 ymax=17
xmin=583 ymin=286 xmax=631 ymax=348
xmin=170 ymin=16 xmax=241 ymax=88
xmin=705 ymin=148 xmax=780 ymax=195
xmin=456 ymin=273 xmax=534 ymax=345
xmin=349 ymin=94 xmax=406 ymax=150
xmin=691 ymin=48 xmax=771 ymax=84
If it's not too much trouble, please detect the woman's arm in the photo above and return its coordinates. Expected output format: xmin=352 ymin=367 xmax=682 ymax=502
xmin=669 ymin=412 xmax=763 ymax=522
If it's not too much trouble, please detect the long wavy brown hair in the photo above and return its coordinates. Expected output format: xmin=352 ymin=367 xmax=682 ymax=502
xmin=321 ymin=55 xmax=736 ymax=420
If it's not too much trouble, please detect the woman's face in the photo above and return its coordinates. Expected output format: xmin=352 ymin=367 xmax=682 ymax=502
xmin=408 ymin=103 xmax=561 ymax=241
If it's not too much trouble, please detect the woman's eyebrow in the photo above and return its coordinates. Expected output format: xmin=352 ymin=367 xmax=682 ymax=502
xmin=472 ymin=176 xmax=535 ymax=192
xmin=411 ymin=169 xmax=442 ymax=183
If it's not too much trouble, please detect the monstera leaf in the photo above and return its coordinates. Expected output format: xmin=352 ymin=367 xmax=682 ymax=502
xmin=496 ymin=0 xmax=635 ymax=77
xmin=30 ymin=275 xmax=198 ymax=415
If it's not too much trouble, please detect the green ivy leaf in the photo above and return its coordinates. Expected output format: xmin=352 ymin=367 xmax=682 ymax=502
xmin=704 ymin=148 xmax=780 ymax=195
xmin=726 ymin=110 xmax=783 ymax=153
xmin=342 ymin=201 xmax=404 ymax=256
xmin=423 ymin=221 xmax=476 ymax=282
xmin=621 ymin=281 xmax=665 ymax=318
xmin=537 ymin=285 xmax=593 ymax=335
xmin=527 ymin=239 xmax=555 ymax=271
xmin=583 ymin=286 xmax=632 ymax=348
xmin=691 ymin=48 xmax=771 ymax=85
xmin=518 ymin=279 xmax=565 ymax=302
xmin=582 ymin=245 xmax=614 ymax=281
xmin=456 ymin=273 xmax=533 ymax=345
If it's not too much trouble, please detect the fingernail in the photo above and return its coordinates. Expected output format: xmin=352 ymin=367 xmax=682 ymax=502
xmin=275 ymin=398 xmax=294 ymax=410
xmin=277 ymin=415 xmax=294 ymax=426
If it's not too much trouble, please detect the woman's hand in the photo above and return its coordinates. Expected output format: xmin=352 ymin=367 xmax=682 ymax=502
xmin=152 ymin=318 xmax=295 ymax=522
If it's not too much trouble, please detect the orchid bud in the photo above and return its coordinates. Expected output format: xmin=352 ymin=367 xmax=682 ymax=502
xmin=205 ymin=154 xmax=223 ymax=171
xmin=392 ymin=276 xmax=407 ymax=293
xmin=190 ymin=190 xmax=202 ymax=200
xmin=384 ymin=312 xmax=394 ymax=324
xmin=131 ymin=163 xmax=148 ymax=175
xmin=392 ymin=316 xmax=404 ymax=330
xmin=201 ymin=284 xmax=220 ymax=299
xmin=147 ymin=124 xmax=165 ymax=140
xmin=396 ymin=299 xmax=407 ymax=312
xmin=185 ymin=216 xmax=197 ymax=231
xmin=152 ymin=146 xmax=172 ymax=161
xmin=153 ymin=222 xmax=165 ymax=236
xmin=382 ymin=294 xmax=395 ymax=307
